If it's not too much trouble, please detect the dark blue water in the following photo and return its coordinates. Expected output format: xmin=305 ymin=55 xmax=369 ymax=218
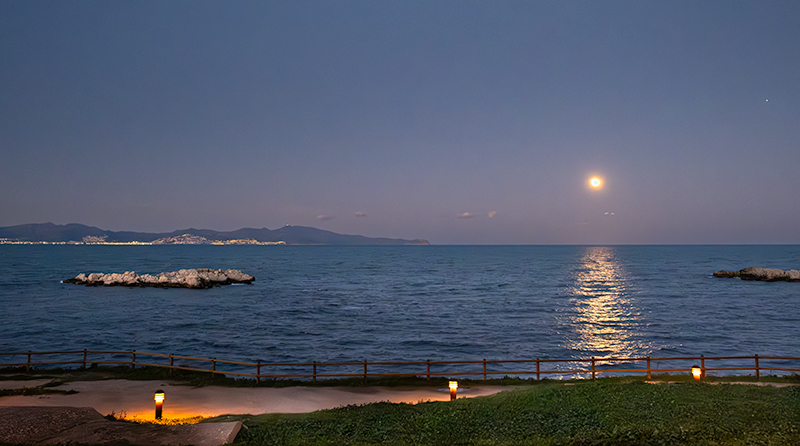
xmin=1 ymin=245 xmax=798 ymax=375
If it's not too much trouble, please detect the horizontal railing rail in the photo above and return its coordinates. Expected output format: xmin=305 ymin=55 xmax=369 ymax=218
xmin=1 ymin=350 xmax=798 ymax=383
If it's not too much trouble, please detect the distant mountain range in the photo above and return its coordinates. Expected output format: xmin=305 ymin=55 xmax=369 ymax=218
xmin=0 ymin=222 xmax=430 ymax=245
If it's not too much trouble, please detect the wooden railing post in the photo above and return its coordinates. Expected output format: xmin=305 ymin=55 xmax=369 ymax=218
xmin=7 ymin=350 xmax=790 ymax=384
xmin=700 ymin=355 xmax=705 ymax=378
xmin=755 ymin=354 xmax=760 ymax=381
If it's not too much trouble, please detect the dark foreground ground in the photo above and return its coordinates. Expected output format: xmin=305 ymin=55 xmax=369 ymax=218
xmin=0 ymin=406 xmax=240 ymax=446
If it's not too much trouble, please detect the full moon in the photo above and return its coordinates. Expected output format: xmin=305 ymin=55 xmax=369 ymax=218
xmin=589 ymin=177 xmax=602 ymax=188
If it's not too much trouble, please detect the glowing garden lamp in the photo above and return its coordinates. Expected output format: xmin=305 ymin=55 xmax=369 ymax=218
xmin=154 ymin=390 xmax=165 ymax=419
xmin=449 ymin=381 xmax=458 ymax=401
xmin=691 ymin=365 xmax=702 ymax=381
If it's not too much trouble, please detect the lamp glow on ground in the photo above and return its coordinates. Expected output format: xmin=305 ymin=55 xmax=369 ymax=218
xmin=691 ymin=365 xmax=702 ymax=381
xmin=154 ymin=389 xmax=165 ymax=419
xmin=449 ymin=381 xmax=458 ymax=400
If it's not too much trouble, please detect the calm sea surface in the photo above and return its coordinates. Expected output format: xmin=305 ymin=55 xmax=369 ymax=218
xmin=1 ymin=245 xmax=798 ymax=375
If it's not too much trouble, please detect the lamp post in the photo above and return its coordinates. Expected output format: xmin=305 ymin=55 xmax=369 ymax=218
xmin=154 ymin=390 xmax=165 ymax=419
xmin=449 ymin=381 xmax=458 ymax=401
xmin=691 ymin=365 xmax=702 ymax=381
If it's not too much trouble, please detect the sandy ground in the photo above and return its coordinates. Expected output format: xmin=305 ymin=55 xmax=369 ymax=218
xmin=0 ymin=379 xmax=514 ymax=420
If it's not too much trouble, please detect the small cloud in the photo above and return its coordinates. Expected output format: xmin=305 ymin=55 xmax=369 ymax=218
xmin=488 ymin=211 xmax=497 ymax=218
xmin=355 ymin=212 xmax=367 ymax=218
xmin=458 ymin=212 xmax=475 ymax=219
xmin=316 ymin=214 xmax=335 ymax=221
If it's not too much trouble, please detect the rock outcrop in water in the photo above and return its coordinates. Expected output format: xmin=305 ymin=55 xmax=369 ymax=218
xmin=63 ymin=268 xmax=255 ymax=288
xmin=713 ymin=267 xmax=800 ymax=282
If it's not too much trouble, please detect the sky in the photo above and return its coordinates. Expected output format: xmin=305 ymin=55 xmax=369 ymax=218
xmin=1 ymin=1 xmax=799 ymax=244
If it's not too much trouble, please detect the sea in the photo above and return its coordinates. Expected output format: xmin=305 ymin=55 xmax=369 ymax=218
xmin=1 ymin=245 xmax=798 ymax=377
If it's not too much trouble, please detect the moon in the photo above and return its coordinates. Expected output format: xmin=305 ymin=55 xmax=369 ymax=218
xmin=589 ymin=177 xmax=602 ymax=188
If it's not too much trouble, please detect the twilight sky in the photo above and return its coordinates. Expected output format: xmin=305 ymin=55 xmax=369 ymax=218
xmin=2 ymin=1 xmax=798 ymax=244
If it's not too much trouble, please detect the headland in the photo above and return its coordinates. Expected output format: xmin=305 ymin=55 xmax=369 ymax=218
xmin=0 ymin=222 xmax=429 ymax=245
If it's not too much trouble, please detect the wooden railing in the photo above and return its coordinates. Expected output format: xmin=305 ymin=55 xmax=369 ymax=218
xmin=1 ymin=350 xmax=798 ymax=382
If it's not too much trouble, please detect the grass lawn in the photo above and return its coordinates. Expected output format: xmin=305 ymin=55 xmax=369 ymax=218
xmin=214 ymin=380 xmax=800 ymax=446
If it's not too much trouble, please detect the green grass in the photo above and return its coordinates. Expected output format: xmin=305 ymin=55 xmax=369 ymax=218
xmin=214 ymin=381 xmax=800 ymax=446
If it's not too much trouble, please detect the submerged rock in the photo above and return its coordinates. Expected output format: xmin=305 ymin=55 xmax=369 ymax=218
xmin=64 ymin=268 xmax=255 ymax=288
xmin=713 ymin=267 xmax=800 ymax=282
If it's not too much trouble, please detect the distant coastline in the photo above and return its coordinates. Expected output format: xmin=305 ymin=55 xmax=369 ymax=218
xmin=0 ymin=222 xmax=430 ymax=246
xmin=0 ymin=236 xmax=286 ymax=246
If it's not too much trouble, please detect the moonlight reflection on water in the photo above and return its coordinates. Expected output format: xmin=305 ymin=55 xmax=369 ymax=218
xmin=560 ymin=247 xmax=654 ymax=362
xmin=2 ymin=245 xmax=799 ymax=372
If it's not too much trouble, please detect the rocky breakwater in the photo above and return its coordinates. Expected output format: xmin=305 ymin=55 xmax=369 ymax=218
xmin=64 ymin=268 xmax=255 ymax=289
xmin=713 ymin=267 xmax=800 ymax=282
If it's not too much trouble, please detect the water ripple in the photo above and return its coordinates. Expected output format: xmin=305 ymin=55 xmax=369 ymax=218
xmin=1 ymin=245 xmax=799 ymax=370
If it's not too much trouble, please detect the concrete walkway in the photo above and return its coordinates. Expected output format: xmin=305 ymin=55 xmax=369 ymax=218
xmin=0 ymin=379 xmax=508 ymax=419
xmin=0 ymin=379 xmax=511 ymax=445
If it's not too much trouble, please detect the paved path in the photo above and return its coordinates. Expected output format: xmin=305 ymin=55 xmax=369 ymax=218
xmin=0 ymin=379 xmax=510 ymax=420
xmin=0 ymin=379 xmax=511 ymax=445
